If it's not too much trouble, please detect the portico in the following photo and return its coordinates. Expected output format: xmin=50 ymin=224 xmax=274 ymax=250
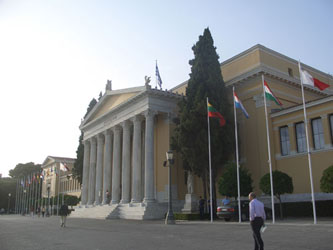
xmin=79 ymin=84 xmax=182 ymax=217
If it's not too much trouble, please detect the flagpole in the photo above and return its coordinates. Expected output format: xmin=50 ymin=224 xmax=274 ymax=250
xmin=233 ymin=87 xmax=242 ymax=223
xmin=262 ymin=74 xmax=276 ymax=224
xmin=206 ymin=97 xmax=214 ymax=223
xmin=57 ymin=166 xmax=61 ymax=216
xmin=298 ymin=61 xmax=317 ymax=224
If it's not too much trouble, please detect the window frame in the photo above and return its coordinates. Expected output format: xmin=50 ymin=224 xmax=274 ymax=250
xmin=295 ymin=122 xmax=306 ymax=153
xmin=279 ymin=126 xmax=290 ymax=156
xmin=311 ymin=117 xmax=325 ymax=150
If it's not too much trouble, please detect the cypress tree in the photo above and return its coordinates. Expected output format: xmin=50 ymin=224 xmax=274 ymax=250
xmin=172 ymin=28 xmax=234 ymax=215
xmin=72 ymin=98 xmax=98 ymax=183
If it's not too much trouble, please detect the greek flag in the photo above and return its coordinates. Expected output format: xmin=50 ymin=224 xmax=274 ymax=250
xmin=155 ymin=62 xmax=162 ymax=89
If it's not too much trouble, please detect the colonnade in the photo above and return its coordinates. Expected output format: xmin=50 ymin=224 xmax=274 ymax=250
xmin=80 ymin=110 xmax=156 ymax=206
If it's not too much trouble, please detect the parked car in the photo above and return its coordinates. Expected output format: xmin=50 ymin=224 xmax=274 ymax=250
xmin=217 ymin=200 xmax=272 ymax=221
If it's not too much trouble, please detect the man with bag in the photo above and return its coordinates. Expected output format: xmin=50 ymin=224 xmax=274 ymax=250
xmin=249 ymin=192 xmax=266 ymax=250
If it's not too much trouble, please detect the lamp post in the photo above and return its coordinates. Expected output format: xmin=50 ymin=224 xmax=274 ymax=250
xmin=23 ymin=189 xmax=26 ymax=215
xmin=165 ymin=150 xmax=175 ymax=224
xmin=7 ymin=193 xmax=11 ymax=214
xmin=47 ymin=184 xmax=51 ymax=217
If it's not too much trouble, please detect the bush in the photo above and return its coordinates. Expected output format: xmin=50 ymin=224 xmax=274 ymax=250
xmin=320 ymin=165 xmax=333 ymax=193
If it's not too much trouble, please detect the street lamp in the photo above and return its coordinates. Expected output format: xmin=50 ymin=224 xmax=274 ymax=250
xmin=7 ymin=193 xmax=11 ymax=214
xmin=47 ymin=184 xmax=51 ymax=217
xmin=165 ymin=150 xmax=175 ymax=225
xmin=23 ymin=190 xmax=26 ymax=215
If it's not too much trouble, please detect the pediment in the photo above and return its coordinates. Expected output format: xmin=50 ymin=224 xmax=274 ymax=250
xmin=82 ymin=86 xmax=147 ymax=127
xmin=42 ymin=156 xmax=55 ymax=167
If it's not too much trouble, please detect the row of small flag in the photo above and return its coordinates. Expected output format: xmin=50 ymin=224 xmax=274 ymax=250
xmin=19 ymin=162 xmax=69 ymax=187
xmin=207 ymin=63 xmax=329 ymax=125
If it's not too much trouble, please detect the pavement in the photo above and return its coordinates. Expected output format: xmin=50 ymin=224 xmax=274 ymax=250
xmin=0 ymin=215 xmax=333 ymax=250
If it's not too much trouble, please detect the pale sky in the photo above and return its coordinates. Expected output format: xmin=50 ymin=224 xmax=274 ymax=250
xmin=0 ymin=0 xmax=332 ymax=177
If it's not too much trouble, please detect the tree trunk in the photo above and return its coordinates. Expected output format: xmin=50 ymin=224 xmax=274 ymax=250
xmin=278 ymin=195 xmax=283 ymax=219
xmin=202 ymin=170 xmax=208 ymax=214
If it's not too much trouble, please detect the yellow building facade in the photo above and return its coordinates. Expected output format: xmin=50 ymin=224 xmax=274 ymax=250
xmin=41 ymin=156 xmax=80 ymax=200
xmin=75 ymin=44 xmax=332 ymax=219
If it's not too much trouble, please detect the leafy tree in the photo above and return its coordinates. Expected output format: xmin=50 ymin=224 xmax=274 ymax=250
xmin=64 ymin=195 xmax=80 ymax=208
xmin=259 ymin=170 xmax=293 ymax=219
xmin=172 ymin=28 xmax=234 ymax=216
xmin=0 ymin=178 xmax=16 ymax=212
xmin=9 ymin=162 xmax=41 ymax=179
xmin=218 ymin=161 xmax=253 ymax=200
xmin=72 ymin=98 xmax=98 ymax=183
xmin=320 ymin=165 xmax=333 ymax=193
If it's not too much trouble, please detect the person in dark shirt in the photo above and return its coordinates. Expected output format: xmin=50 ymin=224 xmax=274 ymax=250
xmin=59 ymin=204 xmax=69 ymax=228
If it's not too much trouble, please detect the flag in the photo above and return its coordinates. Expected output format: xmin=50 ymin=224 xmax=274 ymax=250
xmin=155 ymin=62 xmax=162 ymax=89
xmin=60 ymin=162 xmax=69 ymax=172
xmin=299 ymin=67 xmax=330 ymax=91
xmin=234 ymin=92 xmax=249 ymax=118
xmin=264 ymin=81 xmax=282 ymax=106
xmin=207 ymin=102 xmax=226 ymax=126
xmin=21 ymin=179 xmax=24 ymax=187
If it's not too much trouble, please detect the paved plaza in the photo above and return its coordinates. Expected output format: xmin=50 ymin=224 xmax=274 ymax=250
xmin=0 ymin=215 xmax=333 ymax=250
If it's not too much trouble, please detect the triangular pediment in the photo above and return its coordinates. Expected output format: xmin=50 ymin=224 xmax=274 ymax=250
xmin=42 ymin=156 xmax=56 ymax=168
xmin=82 ymin=86 xmax=147 ymax=127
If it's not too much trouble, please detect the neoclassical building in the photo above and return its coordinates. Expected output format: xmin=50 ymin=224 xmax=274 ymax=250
xmin=73 ymin=44 xmax=333 ymax=220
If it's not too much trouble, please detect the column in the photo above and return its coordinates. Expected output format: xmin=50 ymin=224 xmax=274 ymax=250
xmin=121 ymin=121 xmax=131 ymax=203
xmin=131 ymin=115 xmax=142 ymax=203
xmin=144 ymin=109 xmax=156 ymax=203
xmin=103 ymin=130 xmax=112 ymax=204
xmin=81 ymin=140 xmax=90 ymax=205
xmin=87 ymin=137 xmax=97 ymax=205
xmin=94 ymin=134 xmax=104 ymax=205
xmin=111 ymin=126 xmax=121 ymax=204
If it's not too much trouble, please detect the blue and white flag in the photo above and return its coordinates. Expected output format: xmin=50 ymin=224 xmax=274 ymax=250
xmin=234 ymin=92 xmax=249 ymax=118
xmin=155 ymin=62 xmax=162 ymax=89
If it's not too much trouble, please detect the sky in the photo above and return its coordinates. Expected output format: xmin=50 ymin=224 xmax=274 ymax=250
xmin=0 ymin=0 xmax=332 ymax=177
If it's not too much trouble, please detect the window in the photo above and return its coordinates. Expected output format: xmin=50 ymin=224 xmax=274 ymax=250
xmin=288 ymin=68 xmax=293 ymax=77
xmin=295 ymin=122 xmax=307 ymax=153
xmin=312 ymin=118 xmax=325 ymax=150
xmin=330 ymin=114 xmax=333 ymax=144
xmin=279 ymin=126 xmax=290 ymax=155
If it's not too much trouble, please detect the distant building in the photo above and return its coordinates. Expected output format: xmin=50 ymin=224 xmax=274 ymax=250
xmin=41 ymin=156 xmax=80 ymax=199
xmin=74 ymin=44 xmax=332 ymax=219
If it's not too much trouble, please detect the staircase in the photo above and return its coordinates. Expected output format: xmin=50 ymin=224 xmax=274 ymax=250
xmin=70 ymin=204 xmax=118 ymax=219
xmin=71 ymin=202 xmax=168 ymax=220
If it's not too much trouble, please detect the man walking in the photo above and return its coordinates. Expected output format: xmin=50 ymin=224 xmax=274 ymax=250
xmin=59 ymin=203 xmax=69 ymax=228
xmin=249 ymin=192 xmax=266 ymax=250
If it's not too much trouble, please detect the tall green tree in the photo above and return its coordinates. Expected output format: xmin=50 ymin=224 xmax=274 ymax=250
xmin=259 ymin=170 xmax=293 ymax=219
xmin=72 ymin=98 xmax=98 ymax=183
xmin=9 ymin=162 xmax=41 ymax=179
xmin=172 ymin=28 xmax=234 ymax=215
xmin=0 ymin=178 xmax=17 ymax=212
xmin=218 ymin=161 xmax=253 ymax=200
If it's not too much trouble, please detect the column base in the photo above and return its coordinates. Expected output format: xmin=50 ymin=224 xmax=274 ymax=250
xmin=111 ymin=200 xmax=119 ymax=204
xmin=143 ymin=198 xmax=156 ymax=204
xmin=120 ymin=199 xmax=130 ymax=204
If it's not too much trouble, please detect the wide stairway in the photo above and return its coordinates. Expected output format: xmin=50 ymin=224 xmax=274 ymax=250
xmin=71 ymin=202 xmax=168 ymax=220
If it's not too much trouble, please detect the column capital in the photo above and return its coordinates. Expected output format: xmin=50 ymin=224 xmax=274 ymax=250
xmin=112 ymin=125 xmax=122 ymax=133
xmin=89 ymin=137 xmax=97 ymax=145
xmin=144 ymin=109 xmax=158 ymax=117
xmin=104 ymin=129 xmax=112 ymax=137
xmin=131 ymin=115 xmax=144 ymax=123
xmin=97 ymin=133 xmax=105 ymax=143
xmin=83 ymin=140 xmax=90 ymax=147
xmin=121 ymin=120 xmax=131 ymax=130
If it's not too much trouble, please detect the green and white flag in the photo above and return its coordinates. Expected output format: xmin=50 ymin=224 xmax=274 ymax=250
xmin=264 ymin=81 xmax=282 ymax=106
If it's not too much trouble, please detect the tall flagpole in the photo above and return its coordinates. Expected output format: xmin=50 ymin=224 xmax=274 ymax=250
xmin=206 ymin=97 xmax=213 ymax=223
xmin=233 ymin=86 xmax=242 ymax=223
xmin=57 ymin=166 xmax=61 ymax=216
xmin=298 ymin=61 xmax=317 ymax=224
xmin=15 ymin=178 xmax=19 ymax=214
xmin=262 ymin=74 xmax=276 ymax=224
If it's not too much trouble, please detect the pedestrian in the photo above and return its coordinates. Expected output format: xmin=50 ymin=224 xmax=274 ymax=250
xmin=41 ymin=207 xmax=45 ymax=217
xmin=59 ymin=203 xmax=69 ymax=227
xmin=249 ymin=192 xmax=266 ymax=250
xmin=30 ymin=206 xmax=34 ymax=217
xmin=105 ymin=190 xmax=110 ymax=204
xmin=198 ymin=196 xmax=205 ymax=220
xmin=37 ymin=206 xmax=41 ymax=218
xmin=222 ymin=196 xmax=230 ymax=206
